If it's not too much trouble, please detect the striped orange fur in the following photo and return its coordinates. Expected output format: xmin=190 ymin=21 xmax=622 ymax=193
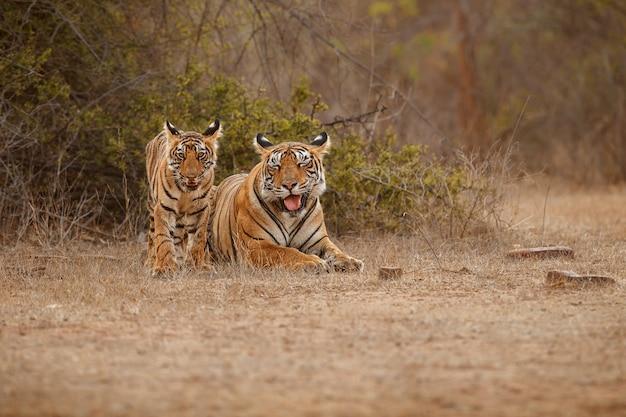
xmin=208 ymin=132 xmax=363 ymax=273
xmin=145 ymin=120 xmax=222 ymax=274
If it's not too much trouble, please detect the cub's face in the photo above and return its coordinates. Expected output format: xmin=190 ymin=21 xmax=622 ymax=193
xmin=255 ymin=132 xmax=330 ymax=215
xmin=164 ymin=120 xmax=221 ymax=192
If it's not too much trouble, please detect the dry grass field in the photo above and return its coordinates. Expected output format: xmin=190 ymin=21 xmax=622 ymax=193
xmin=1 ymin=182 xmax=625 ymax=417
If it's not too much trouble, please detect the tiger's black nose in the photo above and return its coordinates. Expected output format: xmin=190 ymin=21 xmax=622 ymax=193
xmin=283 ymin=181 xmax=298 ymax=190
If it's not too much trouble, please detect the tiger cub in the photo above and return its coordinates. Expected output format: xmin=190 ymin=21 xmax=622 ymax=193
xmin=145 ymin=119 xmax=221 ymax=274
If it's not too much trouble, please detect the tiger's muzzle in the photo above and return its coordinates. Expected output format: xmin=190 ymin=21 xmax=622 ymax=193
xmin=179 ymin=174 xmax=207 ymax=191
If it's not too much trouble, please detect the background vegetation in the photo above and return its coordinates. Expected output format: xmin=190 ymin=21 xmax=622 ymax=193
xmin=1 ymin=0 xmax=623 ymax=243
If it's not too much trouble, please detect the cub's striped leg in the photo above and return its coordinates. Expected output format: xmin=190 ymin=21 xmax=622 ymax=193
xmin=174 ymin=226 xmax=188 ymax=265
xmin=188 ymin=210 xmax=212 ymax=269
xmin=152 ymin=204 xmax=178 ymax=274
xmin=188 ymin=186 xmax=216 ymax=270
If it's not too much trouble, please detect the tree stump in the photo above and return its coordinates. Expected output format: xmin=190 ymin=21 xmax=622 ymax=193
xmin=378 ymin=267 xmax=403 ymax=280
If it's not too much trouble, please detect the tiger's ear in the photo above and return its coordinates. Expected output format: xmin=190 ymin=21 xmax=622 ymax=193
xmin=203 ymin=119 xmax=222 ymax=148
xmin=253 ymin=133 xmax=274 ymax=155
xmin=203 ymin=119 xmax=221 ymax=137
xmin=310 ymin=132 xmax=330 ymax=156
xmin=164 ymin=120 xmax=181 ymax=144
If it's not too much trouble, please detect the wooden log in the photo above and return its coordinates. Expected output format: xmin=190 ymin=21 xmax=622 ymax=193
xmin=378 ymin=267 xmax=403 ymax=280
xmin=546 ymin=270 xmax=616 ymax=287
xmin=507 ymin=246 xmax=574 ymax=259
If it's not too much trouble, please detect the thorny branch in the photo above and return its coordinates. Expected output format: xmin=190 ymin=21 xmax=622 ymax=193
xmin=323 ymin=101 xmax=387 ymax=128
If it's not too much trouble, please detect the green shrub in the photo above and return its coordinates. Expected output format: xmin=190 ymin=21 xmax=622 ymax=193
xmin=1 ymin=58 xmax=498 ymax=238
xmin=0 ymin=1 xmax=503 ymax=241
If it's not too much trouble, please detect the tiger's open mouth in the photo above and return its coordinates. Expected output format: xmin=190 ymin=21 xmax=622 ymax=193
xmin=283 ymin=194 xmax=302 ymax=211
xmin=281 ymin=193 xmax=308 ymax=213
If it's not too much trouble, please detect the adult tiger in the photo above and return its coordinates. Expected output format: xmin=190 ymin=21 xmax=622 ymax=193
xmin=145 ymin=119 xmax=222 ymax=274
xmin=209 ymin=132 xmax=363 ymax=272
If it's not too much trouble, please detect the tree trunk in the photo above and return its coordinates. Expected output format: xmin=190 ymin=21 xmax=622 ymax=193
xmin=455 ymin=0 xmax=486 ymax=152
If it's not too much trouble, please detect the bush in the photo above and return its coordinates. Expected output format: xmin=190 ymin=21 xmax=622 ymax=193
xmin=0 ymin=1 xmax=505 ymax=243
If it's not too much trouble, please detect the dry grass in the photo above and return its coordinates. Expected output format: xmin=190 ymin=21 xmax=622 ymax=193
xmin=1 ymin=182 xmax=625 ymax=417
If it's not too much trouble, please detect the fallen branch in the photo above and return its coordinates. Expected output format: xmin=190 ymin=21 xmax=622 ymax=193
xmin=506 ymin=246 xmax=574 ymax=259
xmin=30 ymin=255 xmax=69 ymax=260
xmin=29 ymin=254 xmax=122 ymax=261
xmin=77 ymin=254 xmax=122 ymax=261
xmin=546 ymin=270 xmax=616 ymax=287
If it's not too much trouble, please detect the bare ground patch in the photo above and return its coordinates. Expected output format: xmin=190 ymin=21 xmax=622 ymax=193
xmin=1 ymin=186 xmax=625 ymax=417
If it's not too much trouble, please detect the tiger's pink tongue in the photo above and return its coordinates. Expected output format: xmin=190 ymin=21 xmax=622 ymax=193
xmin=284 ymin=195 xmax=302 ymax=211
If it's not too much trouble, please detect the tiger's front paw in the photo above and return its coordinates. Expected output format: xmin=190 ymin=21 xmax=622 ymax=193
xmin=152 ymin=256 xmax=178 ymax=276
xmin=328 ymin=255 xmax=364 ymax=273
xmin=299 ymin=256 xmax=331 ymax=274
xmin=190 ymin=245 xmax=212 ymax=270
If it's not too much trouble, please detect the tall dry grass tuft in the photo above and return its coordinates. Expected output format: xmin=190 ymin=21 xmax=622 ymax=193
xmin=0 ymin=165 xmax=101 ymax=246
xmin=454 ymin=140 xmax=517 ymax=237
xmin=0 ymin=162 xmax=146 ymax=246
